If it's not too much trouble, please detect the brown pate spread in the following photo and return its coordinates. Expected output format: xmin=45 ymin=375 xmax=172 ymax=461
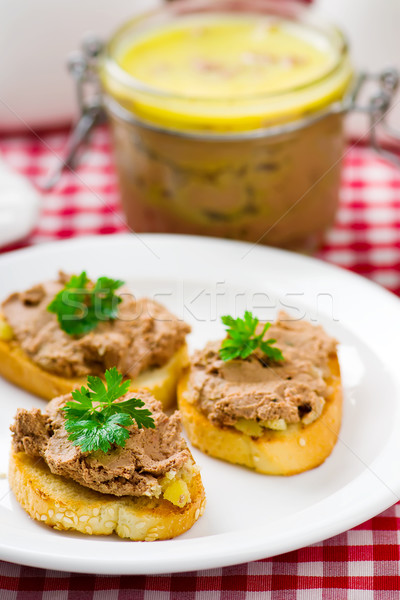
xmin=2 ymin=274 xmax=190 ymax=378
xmin=187 ymin=312 xmax=337 ymax=427
xmin=11 ymin=391 xmax=192 ymax=497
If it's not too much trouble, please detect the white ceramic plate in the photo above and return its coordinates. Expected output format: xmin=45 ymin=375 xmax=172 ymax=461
xmin=1 ymin=233 xmax=400 ymax=575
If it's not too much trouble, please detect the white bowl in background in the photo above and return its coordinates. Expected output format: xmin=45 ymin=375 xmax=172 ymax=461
xmin=0 ymin=159 xmax=40 ymax=246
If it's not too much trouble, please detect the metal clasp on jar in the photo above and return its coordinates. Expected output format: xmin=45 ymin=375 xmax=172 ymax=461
xmin=44 ymin=35 xmax=106 ymax=190
xmin=350 ymin=68 xmax=400 ymax=166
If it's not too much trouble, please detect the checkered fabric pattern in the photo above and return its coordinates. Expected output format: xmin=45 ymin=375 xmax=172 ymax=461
xmin=2 ymin=127 xmax=400 ymax=295
xmin=1 ymin=126 xmax=400 ymax=598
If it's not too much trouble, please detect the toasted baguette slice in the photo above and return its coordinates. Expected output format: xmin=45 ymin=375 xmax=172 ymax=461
xmin=0 ymin=337 xmax=188 ymax=410
xmin=178 ymin=355 xmax=342 ymax=476
xmin=9 ymin=451 xmax=206 ymax=541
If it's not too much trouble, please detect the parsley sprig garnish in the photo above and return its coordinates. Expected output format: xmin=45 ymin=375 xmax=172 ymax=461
xmin=219 ymin=310 xmax=284 ymax=363
xmin=63 ymin=367 xmax=155 ymax=453
xmin=47 ymin=271 xmax=124 ymax=336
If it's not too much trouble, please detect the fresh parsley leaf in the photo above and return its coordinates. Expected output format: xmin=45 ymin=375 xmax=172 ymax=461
xmin=115 ymin=399 xmax=156 ymax=430
xmin=103 ymin=367 xmax=131 ymax=402
xmin=47 ymin=271 xmax=124 ymax=336
xmin=219 ymin=310 xmax=284 ymax=363
xmin=63 ymin=367 xmax=155 ymax=453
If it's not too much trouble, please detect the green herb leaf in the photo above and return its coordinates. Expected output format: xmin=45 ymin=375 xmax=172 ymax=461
xmin=219 ymin=311 xmax=284 ymax=363
xmin=47 ymin=271 xmax=124 ymax=336
xmin=63 ymin=367 xmax=155 ymax=453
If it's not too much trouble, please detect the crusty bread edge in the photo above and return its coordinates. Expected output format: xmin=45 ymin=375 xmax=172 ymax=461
xmin=177 ymin=355 xmax=342 ymax=476
xmin=0 ymin=338 xmax=188 ymax=410
xmin=9 ymin=451 xmax=206 ymax=541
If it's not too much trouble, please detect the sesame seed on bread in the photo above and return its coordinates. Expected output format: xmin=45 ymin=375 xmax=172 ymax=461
xmin=9 ymin=451 xmax=206 ymax=541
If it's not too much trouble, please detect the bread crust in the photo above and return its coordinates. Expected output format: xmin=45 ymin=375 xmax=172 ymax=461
xmin=0 ymin=338 xmax=188 ymax=410
xmin=9 ymin=450 xmax=206 ymax=540
xmin=177 ymin=355 xmax=342 ymax=475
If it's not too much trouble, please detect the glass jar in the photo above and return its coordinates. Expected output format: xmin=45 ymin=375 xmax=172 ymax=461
xmin=98 ymin=0 xmax=356 ymax=249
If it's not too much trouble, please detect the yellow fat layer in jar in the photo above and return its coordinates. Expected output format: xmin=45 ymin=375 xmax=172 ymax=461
xmin=104 ymin=14 xmax=352 ymax=132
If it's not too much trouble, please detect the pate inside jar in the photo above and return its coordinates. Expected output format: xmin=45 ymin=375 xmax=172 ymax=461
xmin=100 ymin=0 xmax=353 ymax=250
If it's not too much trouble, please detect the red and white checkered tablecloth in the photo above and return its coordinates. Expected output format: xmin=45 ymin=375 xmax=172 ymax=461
xmin=1 ymin=126 xmax=400 ymax=598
